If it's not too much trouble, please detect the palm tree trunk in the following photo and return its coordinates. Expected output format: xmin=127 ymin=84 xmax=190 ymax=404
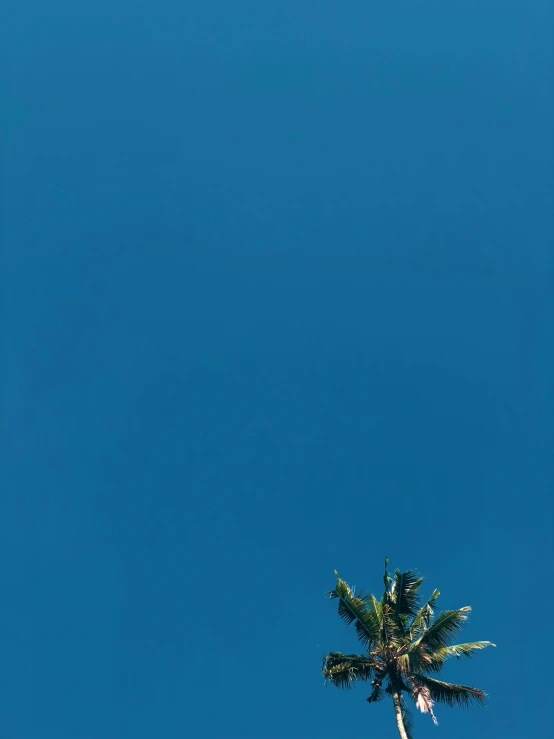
xmin=392 ymin=690 xmax=408 ymax=739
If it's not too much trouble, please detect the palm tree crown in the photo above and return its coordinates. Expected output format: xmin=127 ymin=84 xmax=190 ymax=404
xmin=323 ymin=561 xmax=495 ymax=739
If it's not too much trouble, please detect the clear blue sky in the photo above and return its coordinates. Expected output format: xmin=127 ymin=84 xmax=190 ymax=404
xmin=2 ymin=1 xmax=552 ymax=737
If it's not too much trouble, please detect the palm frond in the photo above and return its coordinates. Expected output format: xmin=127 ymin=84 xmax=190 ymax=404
xmin=366 ymin=681 xmax=385 ymax=703
xmin=397 ymin=652 xmax=410 ymax=674
xmin=398 ymin=645 xmax=437 ymax=675
xmin=329 ymin=572 xmax=380 ymax=648
xmin=413 ymin=675 xmax=487 ymax=708
xmin=369 ymin=594 xmax=403 ymax=650
xmin=369 ymin=594 xmax=382 ymax=622
xmin=322 ymin=651 xmax=377 ymax=689
xmin=425 ymin=641 xmax=496 ymax=670
xmin=411 ymin=607 xmax=471 ymax=651
xmin=380 ymin=601 xmax=405 ymax=648
xmin=403 ymin=637 xmax=495 ymax=675
xmin=408 ymin=589 xmax=440 ymax=638
xmin=392 ymin=569 xmax=424 ymax=620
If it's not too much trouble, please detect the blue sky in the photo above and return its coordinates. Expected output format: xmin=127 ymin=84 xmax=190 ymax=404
xmin=2 ymin=1 xmax=553 ymax=737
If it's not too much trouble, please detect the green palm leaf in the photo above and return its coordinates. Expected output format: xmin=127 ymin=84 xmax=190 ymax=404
xmin=381 ymin=601 xmax=405 ymax=648
xmin=397 ymin=646 xmax=434 ymax=675
xmin=411 ymin=607 xmax=471 ymax=651
xmin=413 ymin=675 xmax=487 ymax=707
xmin=329 ymin=572 xmax=380 ymax=648
xmin=322 ymin=652 xmax=377 ymax=689
xmin=427 ymin=641 xmax=496 ymax=668
xmin=366 ymin=682 xmax=385 ymax=703
xmin=407 ymin=640 xmax=495 ymax=674
xmin=392 ymin=569 xmax=424 ymax=620
xmin=408 ymin=589 xmax=440 ymax=638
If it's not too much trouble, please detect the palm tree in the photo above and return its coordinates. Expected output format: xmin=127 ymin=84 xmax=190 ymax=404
xmin=322 ymin=560 xmax=495 ymax=739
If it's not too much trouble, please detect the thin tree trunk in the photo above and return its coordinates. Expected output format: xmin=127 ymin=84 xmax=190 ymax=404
xmin=392 ymin=691 xmax=408 ymax=739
